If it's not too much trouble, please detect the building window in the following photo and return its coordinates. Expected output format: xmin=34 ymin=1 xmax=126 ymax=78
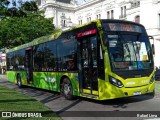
xmin=62 ymin=20 xmax=66 ymax=27
xmin=120 ymin=6 xmax=126 ymax=18
xmin=121 ymin=7 xmax=123 ymax=17
xmin=159 ymin=14 xmax=160 ymax=28
xmin=61 ymin=13 xmax=66 ymax=28
xmin=79 ymin=20 xmax=82 ymax=25
xmin=87 ymin=17 xmax=91 ymax=22
xmin=124 ymin=6 xmax=126 ymax=17
xmin=96 ymin=14 xmax=101 ymax=19
xmin=131 ymin=1 xmax=140 ymax=8
xmin=61 ymin=20 xmax=66 ymax=28
xmin=107 ymin=11 xmax=110 ymax=19
xmin=135 ymin=15 xmax=140 ymax=23
xmin=107 ymin=10 xmax=114 ymax=19
xmin=111 ymin=10 xmax=114 ymax=19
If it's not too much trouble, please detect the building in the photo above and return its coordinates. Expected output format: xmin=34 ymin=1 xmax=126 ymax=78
xmin=38 ymin=0 xmax=160 ymax=67
xmin=38 ymin=0 xmax=77 ymax=29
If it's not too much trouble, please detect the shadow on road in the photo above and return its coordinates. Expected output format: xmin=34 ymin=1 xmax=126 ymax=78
xmin=56 ymin=99 xmax=82 ymax=114
xmin=74 ymin=93 xmax=154 ymax=110
xmin=40 ymin=94 xmax=62 ymax=103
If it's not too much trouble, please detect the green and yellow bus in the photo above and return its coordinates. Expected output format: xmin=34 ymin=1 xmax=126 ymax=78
xmin=6 ymin=19 xmax=155 ymax=100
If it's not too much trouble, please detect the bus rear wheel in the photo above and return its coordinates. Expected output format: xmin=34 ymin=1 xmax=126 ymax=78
xmin=17 ymin=75 xmax=22 ymax=88
xmin=61 ymin=78 xmax=74 ymax=100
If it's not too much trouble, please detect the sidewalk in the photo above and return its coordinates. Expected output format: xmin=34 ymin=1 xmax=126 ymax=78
xmin=155 ymin=81 xmax=160 ymax=93
xmin=0 ymin=74 xmax=6 ymax=79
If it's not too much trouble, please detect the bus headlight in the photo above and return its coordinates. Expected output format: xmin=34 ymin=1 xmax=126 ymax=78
xmin=109 ymin=76 xmax=124 ymax=88
xmin=150 ymin=74 xmax=155 ymax=84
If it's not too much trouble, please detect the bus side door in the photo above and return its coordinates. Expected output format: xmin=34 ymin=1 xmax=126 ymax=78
xmin=25 ymin=47 xmax=33 ymax=84
xmin=77 ymin=31 xmax=98 ymax=95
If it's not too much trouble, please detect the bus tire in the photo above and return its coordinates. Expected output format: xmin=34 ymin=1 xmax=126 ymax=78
xmin=17 ymin=75 xmax=23 ymax=88
xmin=62 ymin=78 xmax=74 ymax=100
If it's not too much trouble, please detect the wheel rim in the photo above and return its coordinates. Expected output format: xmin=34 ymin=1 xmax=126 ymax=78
xmin=64 ymin=83 xmax=71 ymax=96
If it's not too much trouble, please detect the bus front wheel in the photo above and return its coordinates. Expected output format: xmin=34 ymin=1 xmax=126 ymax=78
xmin=149 ymin=90 xmax=155 ymax=97
xmin=17 ymin=75 xmax=22 ymax=88
xmin=61 ymin=78 xmax=74 ymax=100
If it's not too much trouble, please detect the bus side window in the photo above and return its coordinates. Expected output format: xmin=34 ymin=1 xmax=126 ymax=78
xmin=44 ymin=41 xmax=57 ymax=71
xmin=33 ymin=44 xmax=44 ymax=71
xmin=57 ymin=33 xmax=77 ymax=71
xmin=7 ymin=52 xmax=14 ymax=71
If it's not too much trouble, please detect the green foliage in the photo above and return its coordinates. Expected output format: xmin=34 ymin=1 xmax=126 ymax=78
xmin=0 ymin=1 xmax=58 ymax=49
xmin=21 ymin=1 xmax=38 ymax=12
xmin=0 ymin=0 xmax=9 ymax=19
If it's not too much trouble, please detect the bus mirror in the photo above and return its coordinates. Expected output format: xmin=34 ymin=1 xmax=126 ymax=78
xmin=148 ymin=36 xmax=154 ymax=40
xmin=152 ymin=44 xmax=155 ymax=55
xmin=148 ymin=36 xmax=155 ymax=55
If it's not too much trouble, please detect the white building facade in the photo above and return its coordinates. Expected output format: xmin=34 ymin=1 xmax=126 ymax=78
xmin=38 ymin=0 xmax=160 ymax=67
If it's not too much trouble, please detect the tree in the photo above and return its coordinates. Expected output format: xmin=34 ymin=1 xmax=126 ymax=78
xmin=0 ymin=1 xmax=58 ymax=49
xmin=0 ymin=0 xmax=10 ymax=19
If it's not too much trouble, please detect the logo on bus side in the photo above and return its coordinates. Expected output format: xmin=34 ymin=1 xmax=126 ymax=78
xmin=44 ymin=77 xmax=57 ymax=88
xmin=141 ymin=80 xmax=149 ymax=84
xmin=126 ymin=82 xmax=135 ymax=85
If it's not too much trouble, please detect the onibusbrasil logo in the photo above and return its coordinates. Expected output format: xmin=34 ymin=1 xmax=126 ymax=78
xmin=1 ymin=112 xmax=42 ymax=118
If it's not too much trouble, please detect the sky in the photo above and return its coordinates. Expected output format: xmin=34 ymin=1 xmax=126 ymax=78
xmin=76 ymin=0 xmax=91 ymax=5
xmin=8 ymin=0 xmax=92 ymax=7
xmin=8 ymin=0 xmax=28 ymax=8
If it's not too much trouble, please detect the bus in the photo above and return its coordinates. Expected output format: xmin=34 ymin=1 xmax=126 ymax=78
xmin=6 ymin=19 xmax=155 ymax=100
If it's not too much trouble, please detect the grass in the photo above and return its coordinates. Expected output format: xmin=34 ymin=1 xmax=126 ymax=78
xmin=0 ymin=85 xmax=61 ymax=120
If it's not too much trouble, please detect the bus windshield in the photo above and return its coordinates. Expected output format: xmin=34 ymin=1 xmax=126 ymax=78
xmin=104 ymin=32 xmax=154 ymax=71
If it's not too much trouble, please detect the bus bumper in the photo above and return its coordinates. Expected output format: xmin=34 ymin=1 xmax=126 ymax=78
xmin=98 ymin=81 xmax=155 ymax=100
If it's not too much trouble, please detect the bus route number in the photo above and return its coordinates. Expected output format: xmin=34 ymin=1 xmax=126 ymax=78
xmin=120 ymin=24 xmax=134 ymax=32
xmin=108 ymin=23 xmax=135 ymax=32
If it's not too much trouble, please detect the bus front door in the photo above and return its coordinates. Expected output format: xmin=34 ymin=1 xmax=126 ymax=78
xmin=25 ymin=48 xmax=33 ymax=84
xmin=78 ymin=35 xmax=98 ymax=96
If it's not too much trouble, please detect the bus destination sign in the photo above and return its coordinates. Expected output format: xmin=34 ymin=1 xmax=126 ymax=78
xmin=109 ymin=23 xmax=135 ymax=31
xmin=106 ymin=23 xmax=143 ymax=33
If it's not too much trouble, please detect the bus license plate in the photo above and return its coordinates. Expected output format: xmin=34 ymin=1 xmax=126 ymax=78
xmin=133 ymin=91 xmax=141 ymax=95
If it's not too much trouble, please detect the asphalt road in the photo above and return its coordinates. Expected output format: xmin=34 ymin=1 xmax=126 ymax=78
xmin=0 ymin=75 xmax=160 ymax=120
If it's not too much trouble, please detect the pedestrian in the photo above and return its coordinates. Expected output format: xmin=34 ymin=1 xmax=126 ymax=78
xmin=3 ymin=68 xmax=6 ymax=74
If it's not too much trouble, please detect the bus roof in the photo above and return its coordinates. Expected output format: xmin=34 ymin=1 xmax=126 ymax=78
xmin=7 ymin=31 xmax=62 ymax=53
xmin=7 ymin=19 xmax=100 ymax=53
xmin=7 ymin=19 xmax=144 ymax=53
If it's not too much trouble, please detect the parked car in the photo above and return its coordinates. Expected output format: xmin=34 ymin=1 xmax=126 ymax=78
xmin=155 ymin=69 xmax=160 ymax=81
